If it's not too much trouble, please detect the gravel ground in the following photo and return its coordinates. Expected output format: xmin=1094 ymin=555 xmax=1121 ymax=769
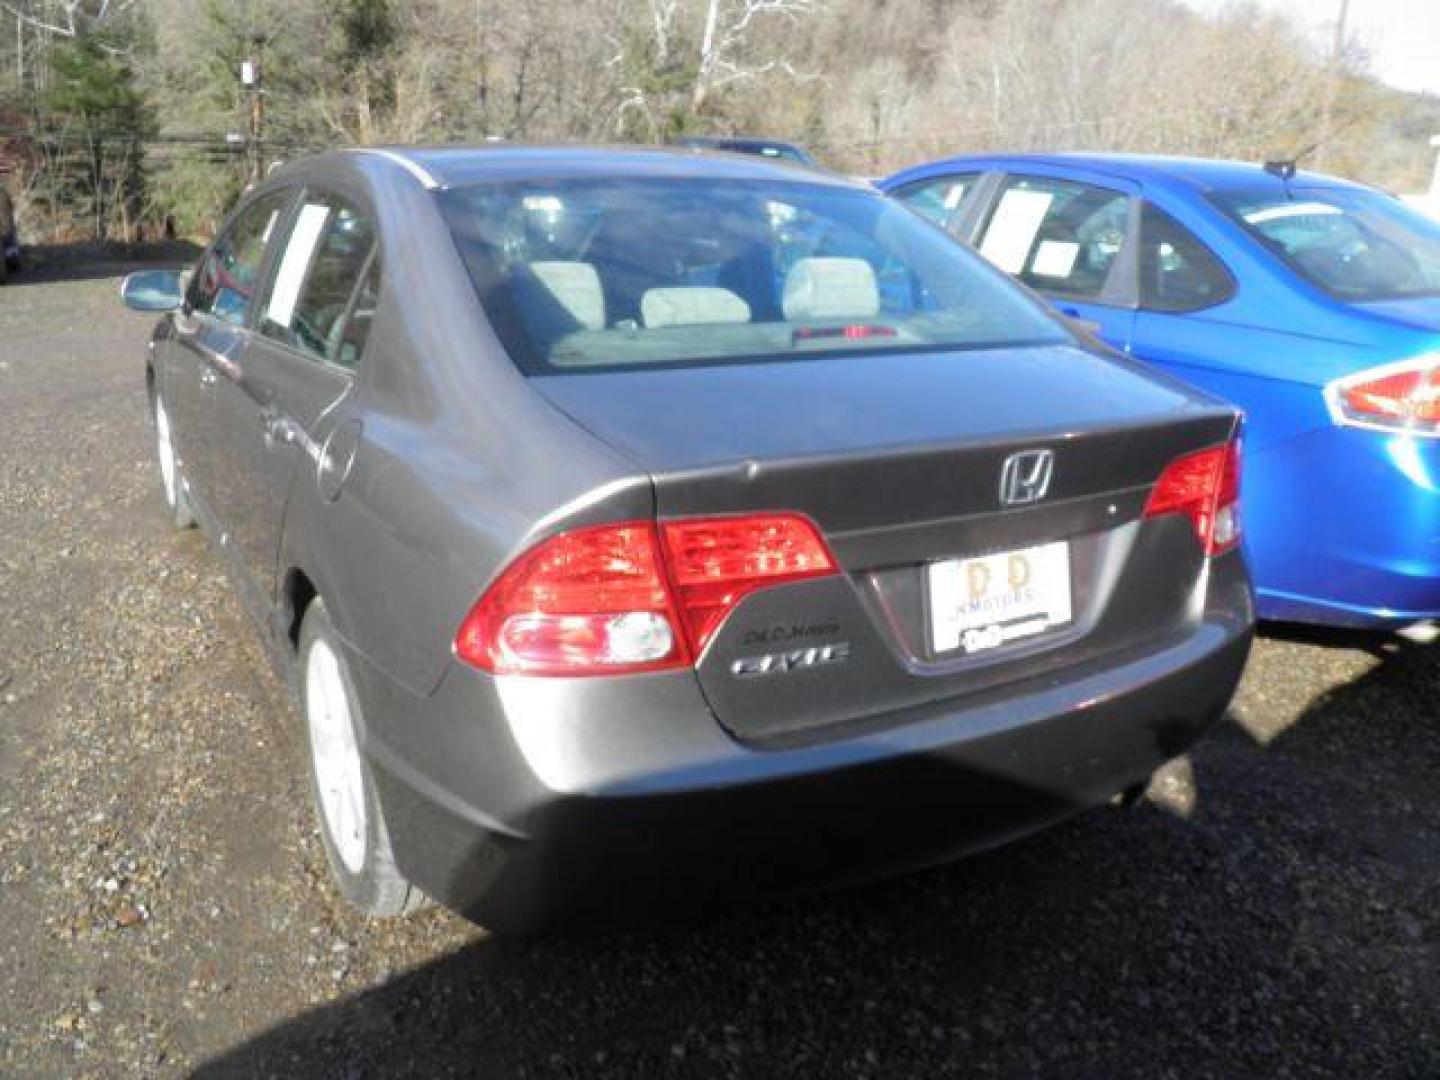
xmin=1 ymin=256 xmax=1437 ymax=1078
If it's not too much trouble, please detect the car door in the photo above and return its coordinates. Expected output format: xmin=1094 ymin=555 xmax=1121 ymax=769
xmin=1128 ymin=200 xmax=1239 ymax=366
xmin=169 ymin=188 xmax=297 ymax=520
xmin=209 ymin=187 xmax=381 ymax=623
xmin=972 ymin=170 xmax=1140 ymax=348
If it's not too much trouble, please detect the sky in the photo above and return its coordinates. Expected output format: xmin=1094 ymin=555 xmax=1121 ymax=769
xmin=1181 ymin=0 xmax=1440 ymax=96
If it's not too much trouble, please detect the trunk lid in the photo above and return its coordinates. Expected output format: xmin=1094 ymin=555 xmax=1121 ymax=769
xmin=534 ymin=345 xmax=1238 ymax=743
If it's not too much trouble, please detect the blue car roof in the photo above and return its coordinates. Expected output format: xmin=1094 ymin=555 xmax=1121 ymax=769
xmin=888 ymin=152 xmax=1365 ymax=196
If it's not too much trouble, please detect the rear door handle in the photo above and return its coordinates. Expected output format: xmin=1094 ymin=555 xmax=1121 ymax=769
xmin=260 ymin=409 xmax=300 ymax=448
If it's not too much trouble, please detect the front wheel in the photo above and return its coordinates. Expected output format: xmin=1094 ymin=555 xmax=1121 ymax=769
xmin=299 ymin=600 xmax=425 ymax=917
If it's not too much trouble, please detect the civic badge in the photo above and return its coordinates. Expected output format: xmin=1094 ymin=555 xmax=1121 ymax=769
xmin=999 ymin=449 xmax=1054 ymax=507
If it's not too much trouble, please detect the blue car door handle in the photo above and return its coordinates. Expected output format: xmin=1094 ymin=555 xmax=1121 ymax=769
xmin=1057 ymin=306 xmax=1104 ymax=335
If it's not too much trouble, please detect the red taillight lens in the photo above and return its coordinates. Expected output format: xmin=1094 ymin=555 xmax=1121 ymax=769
xmin=454 ymin=522 xmax=689 ymax=676
xmin=1143 ymin=440 xmax=1242 ymax=556
xmin=455 ymin=513 xmax=838 ymax=677
xmin=1331 ymin=363 xmax=1440 ymax=432
xmin=660 ymin=514 xmax=837 ymax=653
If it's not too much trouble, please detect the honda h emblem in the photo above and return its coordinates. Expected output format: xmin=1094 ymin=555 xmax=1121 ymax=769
xmin=999 ymin=449 xmax=1054 ymax=507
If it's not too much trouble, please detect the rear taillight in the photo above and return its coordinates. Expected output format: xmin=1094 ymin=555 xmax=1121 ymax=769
xmin=454 ymin=522 xmax=687 ymax=676
xmin=661 ymin=514 xmax=837 ymax=653
xmin=455 ymin=513 xmax=837 ymax=677
xmin=1143 ymin=440 xmax=1242 ymax=556
xmin=1327 ymin=359 xmax=1440 ymax=435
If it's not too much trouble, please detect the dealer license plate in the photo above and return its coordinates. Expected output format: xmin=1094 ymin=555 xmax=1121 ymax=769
xmin=928 ymin=541 xmax=1072 ymax=655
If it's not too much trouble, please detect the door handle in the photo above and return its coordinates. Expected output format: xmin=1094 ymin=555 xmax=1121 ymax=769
xmin=1058 ymin=307 xmax=1104 ymax=336
xmin=260 ymin=409 xmax=300 ymax=448
xmin=199 ymin=368 xmax=217 ymax=387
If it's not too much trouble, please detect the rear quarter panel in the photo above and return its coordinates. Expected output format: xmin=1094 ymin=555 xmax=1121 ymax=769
xmin=275 ymin=157 xmax=647 ymax=697
xmin=1130 ymin=185 xmax=1440 ymax=618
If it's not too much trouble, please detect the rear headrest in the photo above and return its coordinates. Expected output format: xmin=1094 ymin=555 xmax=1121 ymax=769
xmin=640 ymin=286 xmax=752 ymax=328
xmin=782 ymin=257 xmax=880 ymax=321
xmin=528 ymin=260 xmax=605 ymax=331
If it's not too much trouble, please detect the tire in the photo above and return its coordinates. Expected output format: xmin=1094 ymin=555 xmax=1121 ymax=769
xmin=152 ymin=393 xmax=197 ymax=529
xmin=299 ymin=599 xmax=426 ymax=917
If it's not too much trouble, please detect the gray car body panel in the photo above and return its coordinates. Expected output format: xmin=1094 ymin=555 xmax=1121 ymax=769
xmin=143 ymin=146 xmax=1254 ymax=930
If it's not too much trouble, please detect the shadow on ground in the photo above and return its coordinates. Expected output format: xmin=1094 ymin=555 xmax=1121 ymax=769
xmin=194 ymin=629 xmax=1440 ymax=1079
xmin=3 ymin=241 xmax=201 ymax=286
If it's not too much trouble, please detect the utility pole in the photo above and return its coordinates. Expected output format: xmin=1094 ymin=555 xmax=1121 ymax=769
xmin=1315 ymin=0 xmax=1350 ymax=171
xmin=242 ymin=32 xmax=268 ymax=185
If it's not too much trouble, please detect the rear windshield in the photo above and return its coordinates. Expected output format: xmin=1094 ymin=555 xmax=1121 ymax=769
xmin=1211 ymin=185 xmax=1440 ymax=302
xmin=438 ymin=177 xmax=1068 ymax=374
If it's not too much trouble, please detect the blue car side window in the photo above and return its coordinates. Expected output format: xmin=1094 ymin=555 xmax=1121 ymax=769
xmin=891 ymin=173 xmax=981 ymax=238
xmin=1139 ymin=203 xmax=1236 ymax=313
xmin=977 ymin=175 xmax=1131 ymax=301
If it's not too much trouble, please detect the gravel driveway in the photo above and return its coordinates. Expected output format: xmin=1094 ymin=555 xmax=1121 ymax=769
xmin=1 ymin=255 xmax=1437 ymax=1078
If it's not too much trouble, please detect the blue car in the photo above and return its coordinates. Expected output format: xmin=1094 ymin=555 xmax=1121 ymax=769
xmin=881 ymin=153 xmax=1440 ymax=628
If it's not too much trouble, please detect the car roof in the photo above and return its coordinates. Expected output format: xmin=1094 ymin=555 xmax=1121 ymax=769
xmin=892 ymin=151 xmax=1367 ymax=196
xmin=309 ymin=144 xmax=849 ymax=190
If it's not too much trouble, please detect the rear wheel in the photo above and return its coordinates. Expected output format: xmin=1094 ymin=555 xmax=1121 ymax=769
xmin=153 ymin=394 xmax=196 ymax=529
xmin=299 ymin=600 xmax=425 ymax=917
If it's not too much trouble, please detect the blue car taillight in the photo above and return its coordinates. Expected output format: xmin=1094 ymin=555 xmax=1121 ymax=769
xmin=1326 ymin=357 xmax=1440 ymax=436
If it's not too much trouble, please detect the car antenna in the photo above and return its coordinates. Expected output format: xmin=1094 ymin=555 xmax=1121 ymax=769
xmin=1263 ymin=159 xmax=1298 ymax=198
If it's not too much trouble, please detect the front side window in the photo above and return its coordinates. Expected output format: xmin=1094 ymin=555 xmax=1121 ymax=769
xmin=976 ymin=175 xmax=1132 ymax=300
xmin=438 ymin=178 xmax=1066 ymax=373
xmin=188 ymin=189 xmax=293 ymax=325
xmin=1140 ymin=203 xmax=1235 ymax=313
xmin=891 ymin=173 xmax=980 ymax=237
xmin=1211 ymin=185 xmax=1440 ymax=302
xmin=258 ymin=195 xmax=378 ymax=367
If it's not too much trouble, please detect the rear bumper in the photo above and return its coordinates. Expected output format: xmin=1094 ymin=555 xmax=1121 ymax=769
xmin=357 ymin=557 xmax=1253 ymax=933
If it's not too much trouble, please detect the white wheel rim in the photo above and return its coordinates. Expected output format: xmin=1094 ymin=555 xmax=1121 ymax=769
xmin=305 ymin=639 xmax=368 ymax=874
xmin=155 ymin=399 xmax=177 ymax=508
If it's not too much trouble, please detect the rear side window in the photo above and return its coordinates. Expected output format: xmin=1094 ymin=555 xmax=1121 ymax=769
xmin=258 ymin=195 xmax=378 ymax=368
xmin=188 ymin=189 xmax=292 ymax=326
xmin=1139 ymin=203 xmax=1235 ymax=313
xmin=1211 ymin=185 xmax=1440 ymax=302
xmin=331 ymin=256 xmax=381 ymax=370
xmin=977 ymin=175 xmax=1131 ymax=300
xmin=437 ymin=177 xmax=1067 ymax=374
xmin=891 ymin=173 xmax=980 ymax=238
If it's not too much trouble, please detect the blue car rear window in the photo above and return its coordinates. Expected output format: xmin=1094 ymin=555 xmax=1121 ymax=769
xmin=1211 ymin=186 xmax=1440 ymax=302
xmin=438 ymin=177 xmax=1068 ymax=374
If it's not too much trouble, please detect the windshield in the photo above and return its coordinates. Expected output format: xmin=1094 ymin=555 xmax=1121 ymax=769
xmin=1211 ymin=185 xmax=1440 ymax=302
xmin=438 ymin=177 xmax=1068 ymax=374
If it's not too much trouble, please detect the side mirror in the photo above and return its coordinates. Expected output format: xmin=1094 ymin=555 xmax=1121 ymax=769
xmin=120 ymin=269 xmax=185 ymax=312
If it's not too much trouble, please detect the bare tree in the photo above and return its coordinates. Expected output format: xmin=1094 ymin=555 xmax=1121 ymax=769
xmin=0 ymin=0 xmax=139 ymax=42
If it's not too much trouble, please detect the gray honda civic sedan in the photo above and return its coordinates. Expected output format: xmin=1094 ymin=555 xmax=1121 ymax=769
xmin=121 ymin=146 xmax=1253 ymax=932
